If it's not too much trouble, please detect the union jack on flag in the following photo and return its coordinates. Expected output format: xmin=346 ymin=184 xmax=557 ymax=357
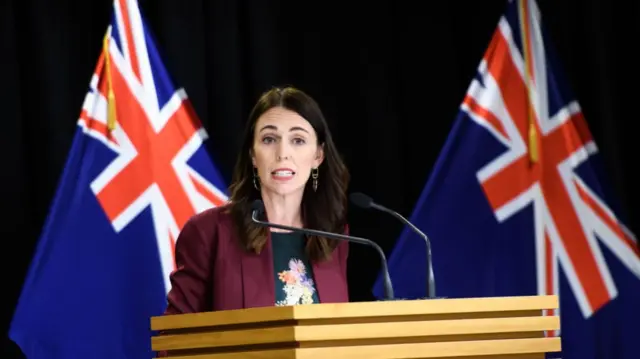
xmin=375 ymin=1 xmax=640 ymax=358
xmin=9 ymin=0 xmax=228 ymax=358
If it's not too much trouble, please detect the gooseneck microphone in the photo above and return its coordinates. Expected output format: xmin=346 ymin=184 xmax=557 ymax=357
xmin=250 ymin=199 xmax=395 ymax=301
xmin=350 ymin=192 xmax=436 ymax=299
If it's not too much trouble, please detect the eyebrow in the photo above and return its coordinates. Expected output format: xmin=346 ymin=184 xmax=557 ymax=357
xmin=259 ymin=125 xmax=309 ymax=133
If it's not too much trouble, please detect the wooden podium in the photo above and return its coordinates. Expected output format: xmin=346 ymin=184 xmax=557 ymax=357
xmin=150 ymin=295 xmax=561 ymax=358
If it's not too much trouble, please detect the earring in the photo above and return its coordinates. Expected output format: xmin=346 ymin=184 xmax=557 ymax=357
xmin=253 ymin=167 xmax=260 ymax=190
xmin=311 ymin=167 xmax=319 ymax=192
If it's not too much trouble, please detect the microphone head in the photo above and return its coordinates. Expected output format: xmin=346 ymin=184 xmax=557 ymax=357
xmin=251 ymin=199 xmax=265 ymax=214
xmin=349 ymin=192 xmax=373 ymax=209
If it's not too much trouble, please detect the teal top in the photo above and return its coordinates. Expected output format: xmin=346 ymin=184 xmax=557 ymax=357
xmin=271 ymin=231 xmax=320 ymax=306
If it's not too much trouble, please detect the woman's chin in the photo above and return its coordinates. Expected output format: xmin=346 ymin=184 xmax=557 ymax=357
xmin=262 ymin=182 xmax=306 ymax=197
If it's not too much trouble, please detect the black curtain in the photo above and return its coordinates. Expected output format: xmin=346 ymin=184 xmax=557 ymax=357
xmin=2 ymin=0 xmax=638 ymax=357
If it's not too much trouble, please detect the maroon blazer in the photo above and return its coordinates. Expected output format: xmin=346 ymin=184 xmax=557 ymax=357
xmin=163 ymin=204 xmax=350 ymax=316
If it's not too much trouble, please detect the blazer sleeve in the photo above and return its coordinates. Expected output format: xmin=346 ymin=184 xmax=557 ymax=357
xmin=157 ymin=214 xmax=215 ymax=358
xmin=164 ymin=215 xmax=214 ymax=315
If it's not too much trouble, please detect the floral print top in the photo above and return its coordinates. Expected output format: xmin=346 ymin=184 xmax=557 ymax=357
xmin=271 ymin=231 xmax=320 ymax=306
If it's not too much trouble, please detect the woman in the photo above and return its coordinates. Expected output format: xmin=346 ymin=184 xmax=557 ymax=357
xmin=163 ymin=86 xmax=351 ymax=315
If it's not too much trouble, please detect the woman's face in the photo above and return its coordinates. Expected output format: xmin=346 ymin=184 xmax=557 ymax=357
xmin=251 ymin=107 xmax=324 ymax=197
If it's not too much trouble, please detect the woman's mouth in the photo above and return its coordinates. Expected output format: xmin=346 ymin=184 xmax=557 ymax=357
xmin=271 ymin=168 xmax=295 ymax=180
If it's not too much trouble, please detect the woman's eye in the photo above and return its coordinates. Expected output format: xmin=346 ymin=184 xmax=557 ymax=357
xmin=292 ymin=138 xmax=306 ymax=145
xmin=262 ymin=136 xmax=276 ymax=144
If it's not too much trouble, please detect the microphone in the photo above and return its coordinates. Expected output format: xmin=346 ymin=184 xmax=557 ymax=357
xmin=250 ymin=199 xmax=395 ymax=301
xmin=350 ymin=192 xmax=436 ymax=299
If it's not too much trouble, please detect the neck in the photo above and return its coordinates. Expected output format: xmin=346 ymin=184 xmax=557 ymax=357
xmin=260 ymin=190 xmax=304 ymax=232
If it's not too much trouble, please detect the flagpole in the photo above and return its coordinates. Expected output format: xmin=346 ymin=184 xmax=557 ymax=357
xmin=518 ymin=0 xmax=538 ymax=164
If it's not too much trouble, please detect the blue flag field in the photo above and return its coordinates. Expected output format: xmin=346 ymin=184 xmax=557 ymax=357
xmin=9 ymin=0 xmax=228 ymax=357
xmin=374 ymin=1 xmax=640 ymax=358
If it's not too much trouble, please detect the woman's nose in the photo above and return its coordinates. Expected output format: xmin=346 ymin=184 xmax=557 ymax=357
xmin=276 ymin=144 xmax=292 ymax=161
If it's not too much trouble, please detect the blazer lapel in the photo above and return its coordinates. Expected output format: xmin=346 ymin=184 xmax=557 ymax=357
xmin=241 ymin=232 xmax=275 ymax=309
xmin=312 ymin=257 xmax=342 ymax=303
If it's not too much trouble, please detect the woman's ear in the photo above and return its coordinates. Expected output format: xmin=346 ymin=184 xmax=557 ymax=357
xmin=314 ymin=144 xmax=325 ymax=168
xmin=249 ymin=149 xmax=256 ymax=167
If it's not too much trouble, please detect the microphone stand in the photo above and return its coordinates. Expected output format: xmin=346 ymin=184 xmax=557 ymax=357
xmin=369 ymin=202 xmax=436 ymax=299
xmin=251 ymin=208 xmax=395 ymax=301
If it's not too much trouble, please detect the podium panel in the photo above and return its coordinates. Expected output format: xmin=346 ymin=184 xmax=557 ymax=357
xmin=150 ymin=295 xmax=561 ymax=359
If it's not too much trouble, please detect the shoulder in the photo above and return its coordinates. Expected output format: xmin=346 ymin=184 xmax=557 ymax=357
xmin=177 ymin=204 xmax=235 ymax=244
xmin=185 ymin=203 xmax=234 ymax=228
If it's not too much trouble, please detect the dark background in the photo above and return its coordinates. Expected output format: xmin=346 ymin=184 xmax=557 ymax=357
xmin=2 ymin=0 xmax=638 ymax=357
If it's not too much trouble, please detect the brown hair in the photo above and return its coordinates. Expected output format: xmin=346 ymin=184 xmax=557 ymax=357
xmin=226 ymin=86 xmax=350 ymax=261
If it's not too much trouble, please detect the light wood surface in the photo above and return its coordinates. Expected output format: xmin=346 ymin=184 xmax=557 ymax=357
xmin=150 ymin=295 xmax=561 ymax=358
